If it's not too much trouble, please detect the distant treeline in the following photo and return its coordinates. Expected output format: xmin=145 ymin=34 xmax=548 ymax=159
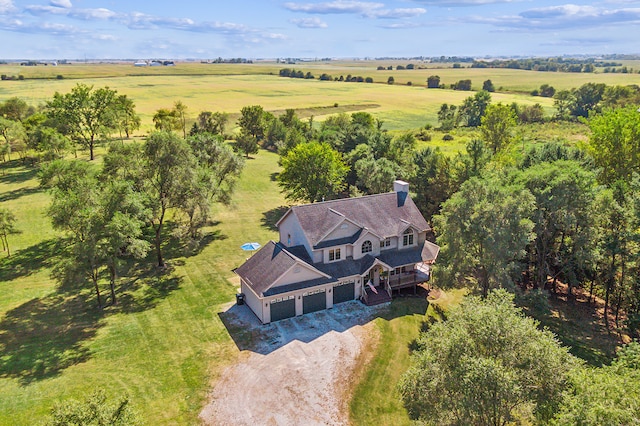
xmin=470 ymin=57 xmax=631 ymax=73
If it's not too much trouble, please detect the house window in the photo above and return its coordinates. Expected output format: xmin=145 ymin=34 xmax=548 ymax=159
xmin=380 ymin=238 xmax=391 ymax=248
xmin=403 ymin=229 xmax=414 ymax=246
xmin=362 ymin=240 xmax=372 ymax=254
xmin=329 ymin=248 xmax=341 ymax=261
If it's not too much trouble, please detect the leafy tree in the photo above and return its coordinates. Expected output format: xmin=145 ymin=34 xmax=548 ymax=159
xmin=238 ymin=105 xmax=266 ymax=140
xmin=27 ymin=126 xmax=72 ymax=162
xmin=426 ymin=75 xmax=440 ymax=88
xmin=0 ymin=117 xmax=27 ymax=160
xmin=194 ymin=111 xmax=229 ymax=136
xmin=410 ymin=147 xmax=453 ymax=218
xmin=437 ymin=103 xmax=458 ymax=131
xmin=173 ymin=100 xmax=189 ymax=138
xmin=482 ymin=79 xmax=495 ymax=92
xmin=571 ymin=82 xmax=606 ymax=118
xmin=46 ymin=84 xmax=120 ymax=160
xmin=480 ymin=103 xmax=517 ymax=154
xmin=152 ymin=108 xmax=180 ymax=132
xmin=540 ymin=84 xmax=556 ymax=98
xmin=278 ymin=142 xmax=348 ymax=203
xmin=458 ymin=90 xmax=491 ymax=127
xmin=45 ymin=389 xmax=141 ymax=426
xmin=453 ymin=79 xmax=472 ymax=91
xmin=41 ymin=159 xmax=150 ymax=306
xmin=515 ymin=161 xmax=596 ymax=294
xmin=0 ymin=208 xmax=18 ymax=257
xmin=113 ymin=95 xmax=140 ymax=139
xmin=400 ymin=290 xmax=574 ymax=426
xmin=517 ymin=103 xmax=545 ymax=123
xmin=552 ymin=342 xmax=640 ymax=425
xmin=141 ymin=132 xmax=197 ymax=267
xmin=40 ymin=160 xmax=105 ymax=306
xmin=235 ymin=133 xmax=259 ymax=158
xmin=0 ymin=96 xmax=32 ymax=121
xmin=588 ymin=105 xmax=640 ymax=184
xmin=354 ymin=157 xmax=401 ymax=194
xmin=452 ymin=139 xmax=492 ymax=186
xmin=553 ymin=90 xmax=574 ymax=120
xmin=434 ymin=176 xmax=535 ymax=296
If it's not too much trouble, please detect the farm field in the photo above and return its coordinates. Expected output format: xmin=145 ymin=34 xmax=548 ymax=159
xmin=5 ymin=60 xmax=638 ymax=132
xmin=0 ymin=61 xmax=634 ymax=424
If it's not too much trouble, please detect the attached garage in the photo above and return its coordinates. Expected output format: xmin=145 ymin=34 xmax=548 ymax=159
xmin=270 ymin=296 xmax=296 ymax=322
xmin=303 ymin=289 xmax=326 ymax=314
xmin=333 ymin=281 xmax=355 ymax=304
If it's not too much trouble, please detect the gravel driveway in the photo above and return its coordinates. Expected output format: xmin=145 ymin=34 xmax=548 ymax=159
xmin=200 ymin=301 xmax=383 ymax=426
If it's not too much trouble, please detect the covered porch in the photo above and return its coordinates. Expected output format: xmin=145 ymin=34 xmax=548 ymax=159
xmin=360 ymin=261 xmax=432 ymax=305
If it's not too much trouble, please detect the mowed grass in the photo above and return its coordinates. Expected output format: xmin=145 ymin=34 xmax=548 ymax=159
xmin=349 ymin=289 xmax=467 ymax=426
xmin=0 ymin=147 xmax=286 ymax=424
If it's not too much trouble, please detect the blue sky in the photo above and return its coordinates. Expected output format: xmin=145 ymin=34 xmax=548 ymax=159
xmin=1 ymin=0 xmax=639 ymax=59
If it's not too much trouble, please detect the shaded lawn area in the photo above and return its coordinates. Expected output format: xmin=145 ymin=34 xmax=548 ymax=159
xmin=0 ymin=149 xmax=285 ymax=424
xmin=349 ymin=289 xmax=467 ymax=426
xmin=523 ymin=283 xmax=629 ymax=367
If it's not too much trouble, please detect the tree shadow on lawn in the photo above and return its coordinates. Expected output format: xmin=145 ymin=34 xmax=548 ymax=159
xmin=0 ymin=160 xmax=38 ymax=184
xmin=0 ymin=237 xmax=70 ymax=282
xmin=0 ymin=186 xmax=41 ymax=203
xmin=0 ymin=291 xmax=103 ymax=385
xmin=219 ymin=297 xmax=429 ymax=356
xmin=155 ymin=221 xmax=227 ymax=262
xmin=260 ymin=206 xmax=289 ymax=232
xmin=521 ymin=284 xmax=625 ymax=367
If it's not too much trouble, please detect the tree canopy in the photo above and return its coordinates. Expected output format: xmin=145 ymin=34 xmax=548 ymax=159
xmin=277 ymin=141 xmax=348 ymax=203
xmin=400 ymin=289 xmax=574 ymax=426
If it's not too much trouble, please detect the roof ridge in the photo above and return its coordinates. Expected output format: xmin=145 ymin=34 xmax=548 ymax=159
xmin=292 ymin=191 xmax=396 ymax=209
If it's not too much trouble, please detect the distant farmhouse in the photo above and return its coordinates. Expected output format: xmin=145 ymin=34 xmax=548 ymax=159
xmin=235 ymin=181 xmax=439 ymax=324
xmin=134 ymin=60 xmax=175 ymax=67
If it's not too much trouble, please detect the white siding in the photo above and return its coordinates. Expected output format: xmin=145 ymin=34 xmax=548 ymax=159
xmin=241 ymin=280 xmax=265 ymax=324
xmin=278 ymin=213 xmax=312 ymax=254
xmin=321 ymin=220 xmax=360 ymax=242
xmin=271 ymin=263 xmax=327 ymax=288
xmin=353 ymin=231 xmax=380 ymax=260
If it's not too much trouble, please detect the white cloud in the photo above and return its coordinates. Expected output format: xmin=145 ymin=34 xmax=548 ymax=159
xmin=0 ymin=0 xmax=16 ymax=14
xmin=411 ymin=0 xmax=520 ymax=6
xmin=283 ymin=1 xmax=385 ymax=14
xmin=464 ymin=4 xmax=640 ymax=30
xmin=50 ymin=0 xmax=72 ymax=8
xmin=284 ymin=1 xmax=426 ymax=19
xmin=369 ymin=8 xmax=426 ymax=18
xmin=290 ymin=17 xmax=329 ymax=28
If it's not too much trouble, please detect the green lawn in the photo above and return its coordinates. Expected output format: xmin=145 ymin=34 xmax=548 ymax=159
xmin=0 ymin=148 xmax=286 ymax=424
xmin=349 ymin=289 xmax=467 ymax=426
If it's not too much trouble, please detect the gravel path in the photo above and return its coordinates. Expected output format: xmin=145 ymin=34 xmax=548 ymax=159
xmin=200 ymin=301 xmax=382 ymax=426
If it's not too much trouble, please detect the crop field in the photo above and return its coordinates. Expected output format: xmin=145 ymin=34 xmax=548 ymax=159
xmin=5 ymin=60 xmax=637 ymax=133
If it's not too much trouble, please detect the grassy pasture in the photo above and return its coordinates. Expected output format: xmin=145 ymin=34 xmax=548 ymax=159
xmin=0 ymin=148 xmax=285 ymax=424
xmin=0 ymin=65 xmax=559 ymax=133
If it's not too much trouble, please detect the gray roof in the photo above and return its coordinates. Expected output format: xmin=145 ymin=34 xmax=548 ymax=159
xmin=313 ymin=255 xmax=379 ymax=279
xmin=282 ymin=192 xmax=430 ymax=247
xmin=235 ymin=241 xmax=325 ymax=297
xmin=264 ymin=277 xmax=338 ymax=297
xmin=313 ymin=228 xmax=363 ymax=249
xmin=378 ymin=241 xmax=440 ymax=268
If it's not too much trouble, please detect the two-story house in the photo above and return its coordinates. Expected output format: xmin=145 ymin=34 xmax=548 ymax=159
xmin=234 ymin=180 xmax=440 ymax=324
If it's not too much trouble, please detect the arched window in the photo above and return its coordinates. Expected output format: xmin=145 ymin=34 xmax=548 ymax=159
xmin=362 ymin=240 xmax=372 ymax=254
xmin=403 ymin=229 xmax=414 ymax=246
